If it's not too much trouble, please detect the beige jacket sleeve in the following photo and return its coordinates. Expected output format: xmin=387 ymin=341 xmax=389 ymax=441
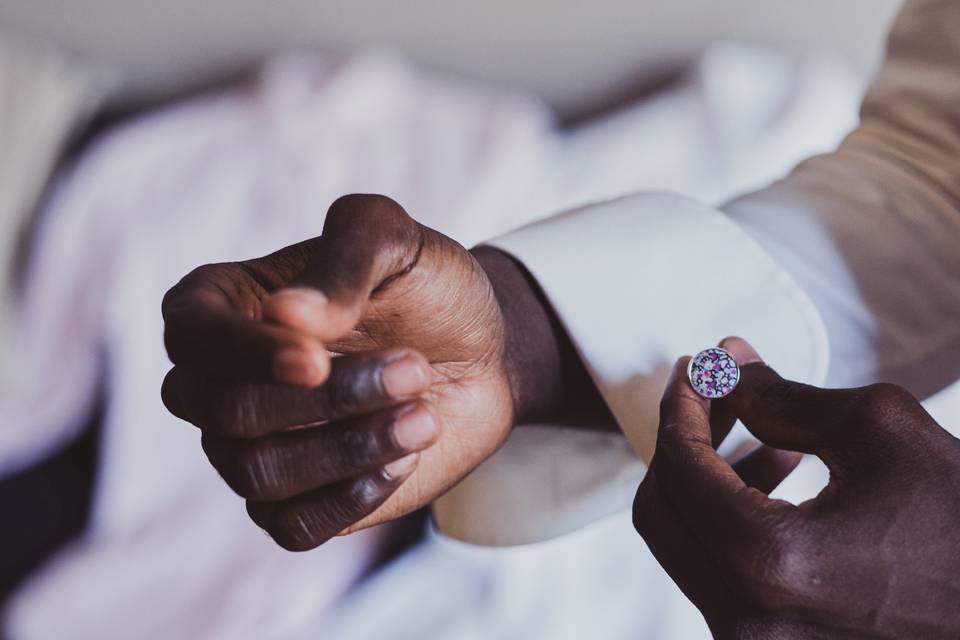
xmin=726 ymin=0 xmax=960 ymax=397
xmin=436 ymin=0 xmax=960 ymax=545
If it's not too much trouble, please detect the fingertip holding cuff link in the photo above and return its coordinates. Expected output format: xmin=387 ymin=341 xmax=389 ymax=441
xmin=688 ymin=347 xmax=740 ymax=399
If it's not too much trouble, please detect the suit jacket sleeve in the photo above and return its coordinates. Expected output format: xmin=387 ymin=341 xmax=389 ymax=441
xmin=725 ymin=0 xmax=960 ymax=396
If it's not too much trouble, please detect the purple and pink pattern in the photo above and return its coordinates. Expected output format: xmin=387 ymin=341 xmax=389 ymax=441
xmin=687 ymin=347 xmax=740 ymax=399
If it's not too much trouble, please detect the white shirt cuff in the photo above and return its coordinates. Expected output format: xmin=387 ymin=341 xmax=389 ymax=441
xmin=433 ymin=192 xmax=829 ymax=545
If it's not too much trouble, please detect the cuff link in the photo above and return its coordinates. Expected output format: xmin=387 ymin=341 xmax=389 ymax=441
xmin=687 ymin=347 xmax=740 ymax=399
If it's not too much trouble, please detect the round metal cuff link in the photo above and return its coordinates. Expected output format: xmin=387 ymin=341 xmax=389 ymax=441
xmin=687 ymin=347 xmax=740 ymax=399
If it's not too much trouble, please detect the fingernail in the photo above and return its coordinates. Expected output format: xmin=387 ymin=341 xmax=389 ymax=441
xmin=273 ymin=348 xmax=322 ymax=385
xmin=393 ymin=406 xmax=438 ymax=450
xmin=383 ymin=453 xmax=419 ymax=480
xmin=719 ymin=337 xmax=763 ymax=366
xmin=272 ymin=287 xmax=328 ymax=308
xmin=381 ymin=355 xmax=429 ymax=398
xmin=267 ymin=289 xmax=329 ymax=326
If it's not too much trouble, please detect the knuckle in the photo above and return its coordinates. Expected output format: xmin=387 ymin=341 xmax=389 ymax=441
xmin=245 ymin=499 xmax=271 ymax=527
xmin=202 ymin=388 xmax=234 ymax=434
xmin=740 ymin=373 xmax=799 ymax=422
xmin=231 ymin=442 xmax=281 ymax=500
xmin=233 ymin=387 xmax=267 ymax=436
xmin=326 ymin=194 xmax=420 ymax=268
xmin=729 ymin=515 xmax=812 ymax=610
xmin=324 ymin=366 xmax=379 ymax=417
xmin=652 ymin=422 xmax=682 ymax=459
xmin=654 ymin=419 xmax=706 ymax=465
xmin=161 ymin=264 xmax=227 ymax=362
xmin=203 ymin=437 xmax=261 ymax=499
xmin=267 ymin=507 xmax=327 ymax=552
xmin=184 ymin=262 xmax=224 ymax=282
xmin=160 ymin=281 xmax=187 ymax=322
xmin=347 ymin=475 xmax=389 ymax=514
xmin=752 ymin=374 xmax=797 ymax=407
xmin=759 ymin=541 xmax=819 ymax=608
xmin=206 ymin=385 xmax=262 ymax=437
xmin=853 ymin=383 xmax=917 ymax=424
xmin=266 ymin=475 xmax=389 ymax=552
xmin=161 ymin=264 xmax=217 ymax=316
xmin=327 ymin=194 xmax=409 ymax=229
xmin=334 ymin=425 xmax=384 ymax=474
xmin=161 ymin=319 xmax=188 ymax=364
xmin=160 ymin=369 xmax=185 ymax=417
xmin=655 ymin=396 xmax=697 ymax=445
xmin=729 ymin=541 xmax=783 ymax=606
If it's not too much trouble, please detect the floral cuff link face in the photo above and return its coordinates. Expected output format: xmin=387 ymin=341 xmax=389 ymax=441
xmin=688 ymin=347 xmax=740 ymax=399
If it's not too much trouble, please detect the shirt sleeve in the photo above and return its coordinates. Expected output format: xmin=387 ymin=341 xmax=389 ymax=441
xmin=434 ymin=0 xmax=960 ymax=545
xmin=433 ymin=192 xmax=829 ymax=545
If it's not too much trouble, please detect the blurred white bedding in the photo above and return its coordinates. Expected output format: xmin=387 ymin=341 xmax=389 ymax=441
xmin=6 ymin=41 xmax=958 ymax=640
xmin=0 ymin=36 xmax=103 ymax=425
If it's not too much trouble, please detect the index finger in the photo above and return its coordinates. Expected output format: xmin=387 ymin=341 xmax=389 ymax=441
xmin=162 ymin=267 xmax=329 ymax=386
xmin=717 ymin=360 xmax=930 ymax=476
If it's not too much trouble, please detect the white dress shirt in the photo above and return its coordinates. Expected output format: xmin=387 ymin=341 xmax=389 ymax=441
xmin=435 ymin=0 xmax=960 ymax=545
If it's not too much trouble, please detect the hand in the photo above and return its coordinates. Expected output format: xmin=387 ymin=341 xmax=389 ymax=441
xmin=162 ymin=194 xmax=609 ymax=550
xmin=633 ymin=337 xmax=960 ymax=640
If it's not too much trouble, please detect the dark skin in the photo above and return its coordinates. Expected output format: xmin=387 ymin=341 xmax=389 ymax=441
xmin=161 ymin=193 xmax=611 ymax=550
xmin=163 ymin=194 xmax=960 ymax=635
xmin=635 ymin=337 xmax=960 ymax=639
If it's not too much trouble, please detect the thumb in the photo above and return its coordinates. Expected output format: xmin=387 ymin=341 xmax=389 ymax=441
xmin=263 ymin=194 xmax=423 ymax=342
xmin=715 ymin=338 xmax=913 ymax=474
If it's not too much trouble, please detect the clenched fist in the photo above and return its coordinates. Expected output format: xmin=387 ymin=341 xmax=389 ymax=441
xmin=161 ymin=194 xmax=608 ymax=550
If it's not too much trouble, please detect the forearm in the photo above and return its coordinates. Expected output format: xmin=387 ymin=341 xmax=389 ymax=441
xmin=470 ymin=246 xmax=616 ymax=429
xmin=724 ymin=0 xmax=960 ymax=397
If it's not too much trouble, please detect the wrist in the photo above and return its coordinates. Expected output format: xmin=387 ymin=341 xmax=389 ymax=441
xmin=470 ymin=246 xmax=615 ymax=430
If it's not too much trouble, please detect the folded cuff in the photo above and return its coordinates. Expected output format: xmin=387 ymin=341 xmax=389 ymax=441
xmin=434 ymin=192 xmax=829 ymax=545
